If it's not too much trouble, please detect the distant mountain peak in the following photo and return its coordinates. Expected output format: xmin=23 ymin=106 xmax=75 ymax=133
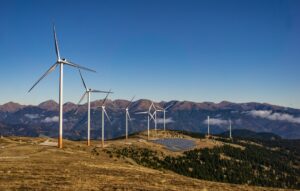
xmin=38 ymin=100 xmax=58 ymax=111
xmin=0 ymin=102 xmax=24 ymax=112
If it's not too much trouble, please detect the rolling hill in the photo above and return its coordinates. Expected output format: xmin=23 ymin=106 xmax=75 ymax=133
xmin=0 ymin=130 xmax=299 ymax=190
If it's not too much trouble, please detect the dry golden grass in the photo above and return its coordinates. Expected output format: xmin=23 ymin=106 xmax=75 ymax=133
xmin=0 ymin=133 xmax=295 ymax=191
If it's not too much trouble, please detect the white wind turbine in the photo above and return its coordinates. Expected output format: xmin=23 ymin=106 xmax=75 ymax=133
xmin=229 ymin=119 xmax=232 ymax=139
xmin=207 ymin=116 xmax=210 ymax=137
xmin=99 ymin=91 xmax=112 ymax=148
xmin=77 ymin=69 xmax=111 ymax=146
xmin=155 ymin=102 xmax=175 ymax=131
xmin=28 ymin=25 xmax=95 ymax=148
xmin=153 ymin=106 xmax=163 ymax=135
xmin=123 ymin=96 xmax=135 ymax=140
xmin=136 ymin=102 xmax=155 ymax=140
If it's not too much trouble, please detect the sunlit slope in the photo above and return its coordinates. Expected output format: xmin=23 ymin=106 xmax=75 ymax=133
xmin=0 ymin=131 xmax=297 ymax=191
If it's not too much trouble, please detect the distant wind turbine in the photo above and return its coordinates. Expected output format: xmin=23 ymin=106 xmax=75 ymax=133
xmin=207 ymin=116 xmax=210 ymax=137
xmin=229 ymin=119 xmax=232 ymax=139
xmin=153 ymin=106 xmax=163 ymax=135
xmin=136 ymin=102 xmax=155 ymax=140
xmin=156 ymin=103 xmax=175 ymax=131
xmin=28 ymin=25 xmax=96 ymax=148
xmin=99 ymin=91 xmax=112 ymax=148
xmin=77 ymin=69 xmax=111 ymax=146
xmin=150 ymin=103 xmax=159 ymax=134
xmin=124 ymin=96 xmax=135 ymax=140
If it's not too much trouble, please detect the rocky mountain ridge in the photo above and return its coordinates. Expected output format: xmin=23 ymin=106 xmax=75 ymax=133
xmin=0 ymin=99 xmax=300 ymax=139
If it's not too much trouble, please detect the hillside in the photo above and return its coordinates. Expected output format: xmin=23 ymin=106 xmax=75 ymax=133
xmin=0 ymin=130 xmax=299 ymax=190
xmin=1 ymin=99 xmax=300 ymax=139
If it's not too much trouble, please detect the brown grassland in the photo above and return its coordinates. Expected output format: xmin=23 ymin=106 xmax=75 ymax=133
xmin=0 ymin=131 xmax=296 ymax=191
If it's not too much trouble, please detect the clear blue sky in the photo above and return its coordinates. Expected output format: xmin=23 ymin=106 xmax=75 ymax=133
xmin=0 ymin=0 xmax=299 ymax=108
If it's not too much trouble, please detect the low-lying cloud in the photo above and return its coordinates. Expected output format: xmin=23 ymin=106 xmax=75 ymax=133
xmin=156 ymin=117 xmax=174 ymax=124
xmin=248 ymin=110 xmax=300 ymax=124
xmin=42 ymin=116 xmax=59 ymax=123
xmin=203 ymin=118 xmax=229 ymax=126
xmin=24 ymin=114 xmax=40 ymax=119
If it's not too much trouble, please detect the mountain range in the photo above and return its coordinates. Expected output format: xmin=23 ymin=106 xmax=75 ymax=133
xmin=0 ymin=100 xmax=300 ymax=139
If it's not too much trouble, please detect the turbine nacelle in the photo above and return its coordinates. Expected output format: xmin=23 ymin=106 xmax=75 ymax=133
xmin=57 ymin=58 xmax=67 ymax=62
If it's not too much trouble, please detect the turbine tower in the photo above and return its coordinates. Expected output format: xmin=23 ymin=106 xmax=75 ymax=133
xmin=229 ymin=119 xmax=232 ymax=139
xmin=28 ymin=25 xmax=95 ymax=148
xmin=156 ymin=103 xmax=175 ymax=131
xmin=100 ymin=91 xmax=112 ymax=148
xmin=136 ymin=102 xmax=155 ymax=140
xmin=153 ymin=106 xmax=163 ymax=135
xmin=207 ymin=116 xmax=210 ymax=137
xmin=77 ymin=69 xmax=111 ymax=146
xmin=124 ymin=96 xmax=135 ymax=140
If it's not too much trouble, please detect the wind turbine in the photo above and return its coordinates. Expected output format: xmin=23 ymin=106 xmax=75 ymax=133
xmin=136 ymin=102 xmax=155 ymax=140
xmin=153 ymin=106 xmax=163 ymax=135
xmin=99 ymin=91 xmax=112 ymax=148
xmin=229 ymin=119 xmax=232 ymax=139
xmin=207 ymin=116 xmax=210 ymax=137
xmin=123 ymin=96 xmax=135 ymax=140
xmin=155 ymin=103 xmax=175 ymax=131
xmin=77 ymin=69 xmax=111 ymax=146
xmin=28 ymin=25 xmax=95 ymax=148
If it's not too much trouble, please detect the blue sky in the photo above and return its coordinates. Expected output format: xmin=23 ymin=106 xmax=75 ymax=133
xmin=0 ymin=0 xmax=300 ymax=108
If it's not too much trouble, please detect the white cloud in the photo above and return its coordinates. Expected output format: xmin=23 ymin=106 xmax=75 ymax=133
xmin=156 ymin=117 xmax=174 ymax=124
xmin=203 ymin=118 xmax=229 ymax=126
xmin=248 ymin=110 xmax=272 ymax=118
xmin=42 ymin=116 xmax=59 ymax=123
xmin=24 ymin=114 xmax=40 ymax=119
xmin=248 ymin=110 xmax=300 ymax=124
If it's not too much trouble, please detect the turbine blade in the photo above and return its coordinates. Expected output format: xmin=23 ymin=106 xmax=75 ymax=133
xmin=135 ymin=111 xmax=148 ymax=114
xmin=101 ymin=89 xmax=111 ymax=106
xmin=165 ymin=102 xmax=175 ymax=110
xmin=127 ymin=111 xmax=132 ymax=121
xmin=149 ymin=112 xmax=155 ymax=121
xmin=126 ymin=95 xmax=135 ymax=109
xmin=53 ymin=24 xmax=60 ymax=60
xmin=104 ymin=109 xmax=111 ymax=123
xmin=78 ymin=69 xmax=88 ymax=91
xmin=152 ymin=103 xmax=157 ymax=111
xmin=62 ymin=60 xmax=96 ymax=73
xmin=74 ymin=105 xmax=81 ymax=115
xmin=148 ymin=102 xmax=154 ymax=111
xmin=91 ymin=90 xmax=112 ymax=93
xmin=78 ymin=92 xmax=87 ymax=105
xmin=155 ymin=105 xmax=163 ymax=110
xmin=28 ymin=63 xmax=58 ymax=92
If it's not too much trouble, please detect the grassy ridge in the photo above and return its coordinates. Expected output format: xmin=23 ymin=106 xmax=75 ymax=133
xmin=112 ymin=137 xmax=300 ymax=189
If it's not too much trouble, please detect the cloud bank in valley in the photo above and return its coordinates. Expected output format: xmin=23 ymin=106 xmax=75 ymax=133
xmin=203 ymin=118 xmax=229 ymax=126
xmin=248 ymin=110 xmax=300 ymax=124
xmin=24 ymin=114 xmax=40 ymax=119
xmin=42 ymin=116 xmax=59 ymax=123
xmin=156 ymin=117 xmax=174 ymax=124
